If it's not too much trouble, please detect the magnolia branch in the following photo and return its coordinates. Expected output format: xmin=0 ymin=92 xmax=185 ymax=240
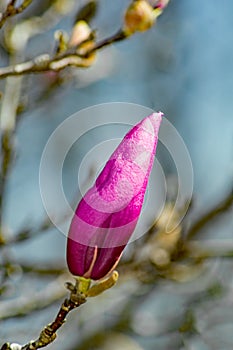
xmin=0 ymin=280 xmax=86 ymax=350
xmin=20 ymin=289 xmax=86 ymax=350
xmin=186 ymin=189 xmax=233 ymax=240
xmin=0 ymin=0 xmax=32 ymax=29
xmin=0 ymin=0 xmax=170 ymax=79
xmin=0 ymin=131 xmax=14 ymax=229
xmin=0 ymin=275 xmax=68 ymax=320
xmin=0 ymin=30 xmax=127 ymax=78
xmin=0 ymin=272 xmax=118 ymax=350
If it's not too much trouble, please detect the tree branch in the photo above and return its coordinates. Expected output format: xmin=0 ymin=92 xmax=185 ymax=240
xmin=0 ymin=131 xmax=14 ymax=228
xmin=186 ymin=189 xmax=233 ymax=240
xmin=0 ymin=30 xmax=127 ymax=78
xmin=21 ymin=295 xmax=86 ymax=350
xmin=0 ymin=275 xmax=68 ymax=320
xmin=0 ymin=272 xmax=118 ymax=349
xmin=0 ymin=0 xmax=33 ymax=29
xmin=0 ymin=0 xmax=171 ymax=79
xmin=0 ymin=277 xmax=86 ymax=350
xmin=0 ymin=216 xmax=53 ymax=247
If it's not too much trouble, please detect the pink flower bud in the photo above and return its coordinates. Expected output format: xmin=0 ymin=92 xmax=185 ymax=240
xmin=148 ymin=0 xmax=170 ymax=9
xmin=155 ymin=0 xmax=170 ymax=10
xmin=67 ymin=112 xmax=163 ymax=280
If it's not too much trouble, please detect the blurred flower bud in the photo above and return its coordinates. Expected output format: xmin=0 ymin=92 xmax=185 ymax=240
xmin=124 ymin=0 xmax=155 ymax=35
xmin=69 ymin=20 xmax=92 ymax=47
xmin=165 ymin=262 xmax=203 ymax=282
xmin=67 ymin=112 xmax=163 ymax=280
xmin=54 ymin=30 xmax=69 ymax=55
xmin=155 ymin=0 xmax=170 ymax=9
xmin=149 ymin=203 xmax=182 ymax=268
xmin=150 ymin=247 xmax=170 ymax=268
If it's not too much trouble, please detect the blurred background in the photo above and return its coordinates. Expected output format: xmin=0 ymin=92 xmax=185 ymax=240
xmin=0 ymin=0 xmax=233 ymax=349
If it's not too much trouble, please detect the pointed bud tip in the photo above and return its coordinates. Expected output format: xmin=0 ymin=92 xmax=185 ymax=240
xmin=151 ymin=111 xmax=164 ymax=119
xmin=146 ymin=111 xmax=163 ymax=131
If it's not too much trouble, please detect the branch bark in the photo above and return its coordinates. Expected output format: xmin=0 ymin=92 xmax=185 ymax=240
xmin=0 ymin=0 xmax=32 ymax=29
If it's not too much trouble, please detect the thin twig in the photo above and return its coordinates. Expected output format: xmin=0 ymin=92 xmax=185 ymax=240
xmin=90 ymin=30 xmax=127 ymax=51
xmin=0 ymin=56 xmax=22 ymax=257
xmin=186 ymin=189 xmax=233 ymax=240
xmin=0 ymin=0 xmax=33 ymax=29
xmin=0 ymin=277 xmax=87 ymax=350
xmin=0 ymin=131 xmax=14 ymax=228
xmin=21 ymin=296 xmax=85 ymax=350
xmin=0 ymin=275 xmax=69 ymax=320
xmin=20 ymin=264 xmax=67 ymax=276
xmin=0 ymin=216 xmax=53 ymax=247
xmin=0 ymin=261 xmax=66 ymax=276
xmin=0 ymin=273 xmax=119 ymax=349
xmin=0 ymin=30 xmax=127 ymax=78
xmin=183 ymin=240 xmax=233 ymax=259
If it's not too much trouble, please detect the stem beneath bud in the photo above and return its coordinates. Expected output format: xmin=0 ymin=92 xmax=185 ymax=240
xmin=76 ymin=276 xmax=91 ymax=294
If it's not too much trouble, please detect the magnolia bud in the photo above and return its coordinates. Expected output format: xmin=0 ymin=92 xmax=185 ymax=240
xmin=67 ymin=112 xmax=163 ymax=280
xmin=155 ymin=0 xmax=170 ymax=9
xmin=69 ymin=20 xmax=92 ymax=47
xmin=124 ymin=0 xmax=155 ymax=35
xmin=10 ymin=345 xmax=22 ymax=350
